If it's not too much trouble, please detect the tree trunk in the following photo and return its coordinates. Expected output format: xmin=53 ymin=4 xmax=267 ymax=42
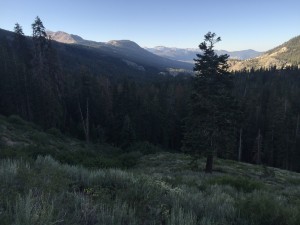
xmin=86 ymin=98 xmax=89 ymax=144
xmin=270 ymin=129 xmax=274 ymax=166
xmin=257 ymin=129 xmax=262 ymax=164
xmin=78 ymin=98 xmax=89 ymax=144
xmin=238 ymin=128 xmax=243 ymax=161
xmin=296 ymin=114 xmax=299 ymax=137
xmin=23 ymin=68 xmax=32 ymax=121
xmin=205 ymin=154 xmax=213 ymax=173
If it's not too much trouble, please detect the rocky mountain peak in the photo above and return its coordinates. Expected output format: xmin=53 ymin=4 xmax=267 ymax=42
xmin=107 ymin=40 xmax=141 ymax=49
xmin=46 ymin=31 xmax=83 ymax=43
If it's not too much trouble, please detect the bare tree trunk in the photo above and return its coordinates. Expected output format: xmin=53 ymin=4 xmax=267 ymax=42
xmin=270 ymin=129 xmax=274 ymax=166
xmin=243 ymin=85 xmax=247 ymax=98
xmin=284 ymin=98 xmax=287 ymax=117
xmin=296 ymin=114 xmax=299 ymax=137
xmin=238 ymin=128 xmax=243 ymax=161
xmin=78 ymin=98 xmax=89 ymax=144
xmin=86 ymin=98 xmax=89 ymax=144
xmin=24 ymin=70 xmax=31 ymax=121
xmin=205 ymin=154 xmax=213 ymax=173
xmin=205 ymin=135 xmax=214 ymax=173
xmin=257 ymin=129 xmax=262 ymax=164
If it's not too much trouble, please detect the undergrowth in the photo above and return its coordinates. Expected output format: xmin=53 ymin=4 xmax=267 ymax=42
xmin=1 ymin=115 xmax=300 ymax=224
xmin=0 ymin=156 xmax=299 ymax=225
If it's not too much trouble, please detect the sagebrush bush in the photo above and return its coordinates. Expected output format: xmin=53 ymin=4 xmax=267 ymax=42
xmin=207 ymin=175 xmax=264 ymax=193
xmin=14 ymin=190 xmax=55 ymax=225
xmin=8 ymin=115 xmax=25 ymax=125
xmin=167 ymin=203 xmax=197 ymax=225
xmin=0 ymin=155 xmax=299 ymax=225
xmin=127 ymin=141 xmax=163 ymax=154
xmin=118 ymin=151 xmax=143 ymax=168
xmin=46 ymin=127 xmax=64 ymax=139
xmin=97 ymin=200 xmax=137 ymax=225
xmin=203 ymin=185 xmax=236 ymax=223
xmin=237 ymin=191 xmax=299 ymax=225
xmin=0 ymin=158 xmax=19 ymax=185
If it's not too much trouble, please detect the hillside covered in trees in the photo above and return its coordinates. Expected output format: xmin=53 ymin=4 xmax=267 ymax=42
xmin=229 ymin=35 xmax=300 ymax=71
xmin=0 ymin=18 xmax=300 ymax=172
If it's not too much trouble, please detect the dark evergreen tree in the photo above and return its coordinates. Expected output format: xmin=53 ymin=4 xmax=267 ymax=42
xmin=120 ymin=114 xmax=136 ymax=149
xmin=31 ymin=16 xmax=64 ymax=128
xmin=13 ymin=23 xmax=33 ymax=120
xmin=182 ymin=32 xmax=236 ymax=173
xmin=14 ymin=23 xmax=24 ymax=38
xmin=32 ymin=16 xmax=47 ymax=51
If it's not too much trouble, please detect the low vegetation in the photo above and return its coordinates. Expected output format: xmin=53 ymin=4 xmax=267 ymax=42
xmin=0 ymin=115 xmax=160 ymax=169
xmin=1 ymin=115 xmax=300 ymax=225
xmin=0 ymin=154 xmax=299 ymax=225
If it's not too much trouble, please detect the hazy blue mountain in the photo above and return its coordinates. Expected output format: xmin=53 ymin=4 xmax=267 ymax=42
xmin=145 ymin=46 xmax=263 ymax=63
xmin=46 ymin=31 xmax=193 ymax=71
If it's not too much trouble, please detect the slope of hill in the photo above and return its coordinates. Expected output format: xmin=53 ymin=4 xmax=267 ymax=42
xmin=145 ymin=46 xmax=262 ymax=63
xmin=0 ymin=27 xmax=193 ymax=81
xmin=47 ymin=31 xmax=84 ymax=43
xmin=0 ymin=114 xmax=299 ymax=225
xmin=47 ymin=30 xmax=193 ymax=71
xmin=230 ymin=35 xmax=300 ymax=71
xmin=0 ymin=114 xmax=129 ymax=168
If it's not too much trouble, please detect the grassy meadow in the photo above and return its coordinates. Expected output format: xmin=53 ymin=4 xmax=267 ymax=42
xmin=0 ymin=115 xmax=300 ymax=225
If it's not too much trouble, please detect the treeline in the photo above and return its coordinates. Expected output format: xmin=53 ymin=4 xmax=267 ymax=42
xmin=0 ymin=18 xmax=300 ymax=171
xmin=233 ymin=67 xmax=300 ymax=171
xmin=0 ymin=17 xmax=191 ymax=151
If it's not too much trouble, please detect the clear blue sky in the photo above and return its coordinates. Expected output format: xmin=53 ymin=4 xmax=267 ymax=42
xmin=1 ymin=0 xmax=300 ymax=51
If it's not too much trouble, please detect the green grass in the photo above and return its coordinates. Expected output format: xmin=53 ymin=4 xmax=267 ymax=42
xmin=0 ymin=115 xmax=150 ymax=169
xmin=1 ymin=155 xmax=299 ymax=225
xmin=206 ymin=175 xmax=265 ymax=193
xmin=1 ymin=115 xmax=300 ymax=224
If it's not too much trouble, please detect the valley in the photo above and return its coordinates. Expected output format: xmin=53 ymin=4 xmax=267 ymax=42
xmin=1 ymin=11 xmax=300 ymax=225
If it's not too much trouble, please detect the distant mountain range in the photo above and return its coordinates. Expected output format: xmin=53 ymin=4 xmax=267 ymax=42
xmin=229 ymin=35 xmax=300 ymax=71
xmin=3 ymin=28 xmax=299 ymax=73
xmin=46 ymin=31 xmax=193 ymax=71
xmin=145 ymin=46 xmax=263 ymax=63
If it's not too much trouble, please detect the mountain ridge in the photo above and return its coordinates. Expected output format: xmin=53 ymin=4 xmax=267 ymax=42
xmin=46 ymin=30 xmax=193 ymax=71
xmin=145 ymin=46 xmax=263 ymax=63
xmin=229 ymin=35 xmax=300 ymax=71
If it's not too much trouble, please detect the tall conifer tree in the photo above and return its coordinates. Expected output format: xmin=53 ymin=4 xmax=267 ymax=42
xmin=182 ymin=32 xmax=236 ymax=173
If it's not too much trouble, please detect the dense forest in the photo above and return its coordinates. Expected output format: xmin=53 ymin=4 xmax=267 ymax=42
xmin=0 ymin=18 xmax=300 ymax=172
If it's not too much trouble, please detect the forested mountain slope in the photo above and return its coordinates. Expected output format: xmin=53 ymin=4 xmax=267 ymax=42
xmin=1 ymin=25 xmax=300 ymax=172
xmin=47 ymin=30 xmax=193 ymax=71
xmin=230 ymin=35 xmax=300 ymax=71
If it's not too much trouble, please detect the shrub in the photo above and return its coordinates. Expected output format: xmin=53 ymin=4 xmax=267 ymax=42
xmin=237 ymin=191 xmax=297 ymax=225
xmin=167 ymin=203 xmax=197 ymax=225
xmin=207 ymin=175 xmax=264 ymax=193
xmin=8 ymin=115 xmax=25 ymax=125
xmin=46 ymin=127 xmax=64 ymax=139
xmin=118 ymin=151 xmax=143 ymax=168
xmin=0 ymin=158 xmax=19 ymax=185
xmin=286 ymin=177 xmax=300 ymax=185
xmin=14 ymin=190 xmax=55 ymax=225
xmin=29 ymin=132 xmax=49 ymax=145
xmin=127 ymin=141 xmax=163 ymax=155
xmin=97 ymin=200 xmax=137 ymax=225
xmin=202 ymin=185 xmax=236 ymax=224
